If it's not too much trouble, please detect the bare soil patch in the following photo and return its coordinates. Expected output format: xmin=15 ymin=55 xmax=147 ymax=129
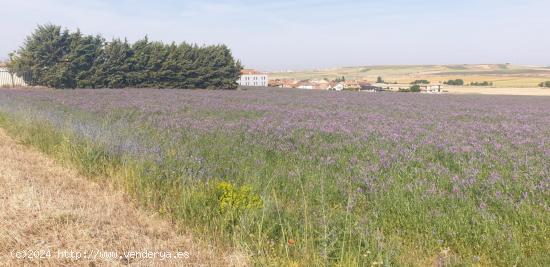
xmin=0 ymin=128 xmax=247 ymax=266
xmin=444 ymin=86 xmax=550 ymax=96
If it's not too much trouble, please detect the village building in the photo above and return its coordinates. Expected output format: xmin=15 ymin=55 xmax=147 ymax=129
xmin=359 ymin=82 xmax=384 ymax=92
xmin=284 ymin=80 xmax=300 ymax=88
xmin=313 ymin=83 xmax=331 ymax=90
xmin=310 ymin=79 xmax=330 ymax=85
xmin=420 ymin=84 xmax=443 ymax=93
xmin=296 ymin=81 xmax=314 ymax=90
xmin=237 ymin=69 xmax=268 ymax=87
xmin=268 ymin=79 xmax=283 ymax=88
xmin=269 ymin=79 xmax=300 ymax=88
xmin=329 ymin=83 xmax=345 ymax=91
xmin=306 ymin=79 xmax=331 ymax=90
xmin=344 ymin=81 xmax=361 ymax=90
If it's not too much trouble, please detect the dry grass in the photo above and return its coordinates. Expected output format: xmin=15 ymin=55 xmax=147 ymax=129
xmin=0 ymin=128 xmax=248 ymax=266
xmin=443 ymin=86 xmax=550 ymax=96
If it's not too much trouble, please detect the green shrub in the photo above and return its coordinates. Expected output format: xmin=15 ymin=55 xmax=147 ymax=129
xmin=217 ymin=181 xmax=263 ymax=216
xmin=334 ymin=76 xmax=346 ymax=83
xmin=470 ymin=81 xmax=493 ymax=86
xmin=444 ymin=79 xmax=464 ymax=86
xmin=410 ymin=84 xmax=421 ymax=92
xmin=410 ymin=80 xmax=430 ymax=85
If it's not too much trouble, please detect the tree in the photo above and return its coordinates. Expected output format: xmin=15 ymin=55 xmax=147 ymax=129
xmin=444 ymin=79 xmax=464 ymax=86
xmin=126 ymin=36 xmax=152 ymax=87
xmin=470 ymin=81 xmax=491 ymax=86
xmin=8 ymin=24 xmax=71 ymax=87
xmin=8 ymin=24 xmax=242 ymax=89
xmin=69 ymin=32 xmax=104 ymax=88
xmin=335 ymin=76 xmax=346 ymax=83
xmin=411 ymin=80 xmax=430 ymax=85
xmin=410 ymin=84 xmax=421 ymax=92
xmin=377 ymin=76 xmax=384 ymax=83
xmin=88 ymin=38 xmax=133 ymax=88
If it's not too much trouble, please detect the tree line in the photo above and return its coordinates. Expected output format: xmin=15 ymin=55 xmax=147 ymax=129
xmin=410 ymin=80 xmax=430 ymax=85
xmin=444 ymin=79 xmax=464 ymax=86
xmin=8 ymin=25 xmax=242 ymax=89
xmin=470 ymin=81 xmax=493 ymax=86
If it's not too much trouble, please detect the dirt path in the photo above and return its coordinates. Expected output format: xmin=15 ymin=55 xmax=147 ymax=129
xmin=0 ymin=129 xmax=247 ymax=266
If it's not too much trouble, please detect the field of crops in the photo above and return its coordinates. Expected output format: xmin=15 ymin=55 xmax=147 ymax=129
xmin=271 ymin=64 xmax=550 ymax=89
xmin=0 ymin=88 xmax=548 ymax=266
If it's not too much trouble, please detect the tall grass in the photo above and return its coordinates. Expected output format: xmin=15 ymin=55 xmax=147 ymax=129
xmin=0 ymin=89 xmax=548 ymax=266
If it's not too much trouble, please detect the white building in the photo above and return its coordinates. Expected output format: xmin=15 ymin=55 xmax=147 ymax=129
xmin=329 ymin=83 xmax=345 ymax=91
xmin=237 ymin=69 xmax=268 ymax=87
xmin=297 ymin=82 xmax=314 ymax=90
xmin=420 ymin=84 xmax=443 ymax=93
xmin=0 ymin=67 xmax=27 ymax=87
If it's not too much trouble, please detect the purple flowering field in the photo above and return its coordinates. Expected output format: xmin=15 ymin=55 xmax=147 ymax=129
xmin=0 ymin=88 xmax=548 ymax=265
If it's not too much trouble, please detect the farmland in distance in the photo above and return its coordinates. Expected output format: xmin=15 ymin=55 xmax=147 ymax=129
xmin=271 ymin=64 xmax=550 ymax=95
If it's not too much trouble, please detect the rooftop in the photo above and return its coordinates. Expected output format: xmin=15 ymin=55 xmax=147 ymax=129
xmin=241 ymin=69 xmax=265 ymax=75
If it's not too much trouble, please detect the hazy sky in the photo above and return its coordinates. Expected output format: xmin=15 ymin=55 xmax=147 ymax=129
xmin=1 ymin=0 xmax=549 ymax=71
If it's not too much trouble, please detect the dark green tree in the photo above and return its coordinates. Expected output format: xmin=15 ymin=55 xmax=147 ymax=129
xmin=88 ymin=39 xmax=133 ymax=88
xmin=335 ymin=76 xmax=346 ymax=83
xmin=411 ymin=80 xmax=430 ymax=85
xmin=410 ymin=84 xmax=421 ymax=92
xmin=9 ymin=24 xmax=242 ymax=89
xmin=126 ymin=36 xmax=152 ymax=87
xmin=8 ymin=24 xmax=71 ymax=87
xmin=445 ymin=79 xmax=464 ymax=86
xmin=68 ymin=32 xmax=104 ymax=88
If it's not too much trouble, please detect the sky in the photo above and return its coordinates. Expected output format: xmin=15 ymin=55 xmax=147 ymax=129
xmin=1 ymin=0 xmax=549 ymax=71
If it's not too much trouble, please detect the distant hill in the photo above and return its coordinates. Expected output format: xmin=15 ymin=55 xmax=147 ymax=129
xmin=270 ymin=64 xmax=550 ymax=88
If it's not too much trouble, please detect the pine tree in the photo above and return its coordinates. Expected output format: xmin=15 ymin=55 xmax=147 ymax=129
xmin=9 ymin=24 xmax=242 ymax=89
xmin=89 ymin=39 xmax=134 ymax=88
xmin=127 ymin=36 xmax=151 ymax=87
xmin=9 ymin=24 xmax=71 ymax=87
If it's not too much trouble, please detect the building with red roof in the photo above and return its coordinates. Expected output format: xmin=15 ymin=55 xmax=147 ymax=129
xmin=237 ymin=69 xmax=268 ymax=87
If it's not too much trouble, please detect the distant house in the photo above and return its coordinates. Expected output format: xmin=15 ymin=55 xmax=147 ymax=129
xmin=420 ymin=84 xmax=443 ymax=93
xmin=311 ymin=79 xmax=329 ymax=85
xmin=268 ymin=79 xmax=282 ymax=88
xmin=237 ymin=69 xmax=268 ymax=87
xmin=313 ymin=83 xmax=331 ymax=90
xmin=283 ymin=79 xmax=300 ymax=88
xmin=297 ymin=81 xmax=314 ymax=90
xmin=359 ymin=82 xmax=383 ymax=92
xmin=344 ymin=82 xmax=361 ymax=90
xmin=307 ymin=79 xmax=330 ymax=90
xmin=329 ymin=83 xmax=345 ymax=91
